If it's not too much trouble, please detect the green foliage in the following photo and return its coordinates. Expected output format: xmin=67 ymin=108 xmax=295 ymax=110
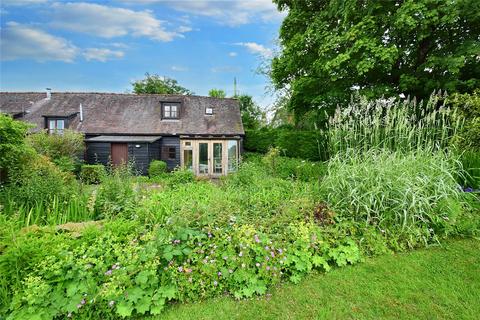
xmin=132 ymin=73 xmax=193 ymax=95
xmin=27 ymin=129 xmax=85 ymax=173
xmin=1 ymin=220 xmax=360 ymax=319
xmin=271 ymin=0 xmax=480 ymax=122
xmin=94 ymin=165 xmax=136 ymax=219
xmin=80 ymin=164 xmax=106 ymax=184
xmin=237 ymin=94 xmax=264 ymax=130
xmin=148 ymin=160 xmax=167 ymax=177
xmin=245 ymin=128 xmax=327 ymax=161
xmin=208 ymin=89 xmax=226 ymax=98
xmin=448 ymin=90 xmax=480 ymax=150
xmin=320 ymin=149 xmax=468 ymax=247
xmin=0 ymin=114 xmax=34 ymax=179
xmin=459 ymin=151 xmax=480 ymax=189
xmin=166 ymin=168 xmax=195 ymax=186
xmin=326 ymin=93 xmax=461 ymax=156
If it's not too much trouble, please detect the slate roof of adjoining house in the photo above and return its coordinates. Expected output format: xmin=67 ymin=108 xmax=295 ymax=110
xmin=0 ymin=92 xmax=244 ymax=136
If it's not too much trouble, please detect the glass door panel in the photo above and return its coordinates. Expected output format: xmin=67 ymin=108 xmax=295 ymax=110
xmin=199 ymin=142 xmax=209 ymax=174
xmin=184 ymin=149 xmax=193 ymax=171
xmin=213 ymin=143 xmax=223 ymax=174
xmin=227 ymin=140 xmax=238 ymax=172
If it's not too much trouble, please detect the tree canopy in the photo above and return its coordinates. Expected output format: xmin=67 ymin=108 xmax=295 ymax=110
xmin=236 ymin=94 xmax=264 ymax=129
xmin=271 ymin=0 xmax=480 ymax=123
xmin=208 ymin=88 xmax=226 ymax=98
xmin=132 ymin=73 xmax=193 ymax=95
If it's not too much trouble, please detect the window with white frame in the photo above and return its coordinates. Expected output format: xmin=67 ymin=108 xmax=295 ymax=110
xmin=163 ymin=103 xmax=179 ymax=119
xmin=48 ymin=119 xmax=65 ymax=134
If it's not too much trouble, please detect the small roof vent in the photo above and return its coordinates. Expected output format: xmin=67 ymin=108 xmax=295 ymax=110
xmin=205 ymin=107 xmax=213 ymax=115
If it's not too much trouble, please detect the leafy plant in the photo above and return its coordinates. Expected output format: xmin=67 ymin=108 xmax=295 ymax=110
xmin=148 ymin=160 xmax=167 ymax=177
xmin=80 ymin=164 xmax=106 ymax=184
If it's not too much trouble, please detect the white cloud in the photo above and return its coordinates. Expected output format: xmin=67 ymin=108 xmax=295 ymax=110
xmin=83 ymin=48 xmax=124 ymax=62
xmin=171 ymin=65 xmax=189 ymax=72
xmin=234 ymin=42 xmax=272 ymax=58
xmin=49 ymin=2 xmax=185 ymax=41
xmin=228 ymin=52 xmax=238 ymax=57
xmin=0 ymin=22 xmax=77 ymax=62
xmin=142 ymin=0 xmax=285 ymax=26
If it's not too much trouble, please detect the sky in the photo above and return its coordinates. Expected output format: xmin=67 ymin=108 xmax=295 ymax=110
xmin=0 ymin=0 xmax=285 ymax=108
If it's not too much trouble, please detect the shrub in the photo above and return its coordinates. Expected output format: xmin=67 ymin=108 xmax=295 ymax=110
xmin=166 ymin=168 xmax=195 ymax=186
xmin=80 ymin=164 xmax=106 ymax=184
xmin=0 ymin=114 xmax=34 ymax=181
xmin=244 ymin=127 xmax=275 ymax=153
xmin=320 ymin=149 xmax=465 ymax=246
xmin=276 ymin=130 xmax=327 ymax=161
xmin=448 ymin=89 xmax=480 ymax=150
xmin=148 ymin=160 xmax=167 ymax=177
xmin=27 ymin=129 xmax=84 ymax=173
xmin=5 ymin=155 xmax=75 ymax=208
xmin=94 ymin=165 xmax=135 ymax=219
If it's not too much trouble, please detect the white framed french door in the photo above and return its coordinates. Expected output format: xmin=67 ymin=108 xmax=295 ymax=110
xmin=180 ymin=139 xmax=239 ymax=177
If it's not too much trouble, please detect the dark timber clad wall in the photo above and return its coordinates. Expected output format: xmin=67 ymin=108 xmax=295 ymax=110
xmin=86 ymin=142 xmax=111 ymax=165
xmin=161 ymin=136 xmax=180 ymax=170
xmin=128 ymin=143 xmax=150 ymax=175
xmin=86 ymin=139 xmax=177 ymax=174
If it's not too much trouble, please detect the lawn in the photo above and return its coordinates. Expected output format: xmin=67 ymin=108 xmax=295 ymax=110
xmin=159 ymin=238 xmax=480 ymax=320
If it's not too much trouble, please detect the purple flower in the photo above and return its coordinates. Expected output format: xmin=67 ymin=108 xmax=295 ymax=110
xmin=217 ymin=271 xmax=222 ymax=276
xmin=265 ymin=246 xmax=269 ymax=250
xmin=109 ymin=300 xmax=115 ymax=307
xmin=278 ymin=248 xmax=283 ymax=254
xmin=81 ymin=299 xmax=86 ymax=305
xmin=265 ymin=256 xmax=270 ymax=261
xmin=464 ymin=187 xmax=474 ymax=192
xmin=254 ymin=234 xmax=260 ymax=243
xmin=178 ymin=266 xmax=184 ymax=272
xmin=105 ymin=270 xmax=112 ymax=276
xmin=266 ymin=266 xmax=270 ymax=271
xmin=270 ymin=251 xmax=275 ymax=258
xmin=208 ymin=232 xmax=212 ymax=238
xmin=185 ymin=268 xmax=192 ymax=273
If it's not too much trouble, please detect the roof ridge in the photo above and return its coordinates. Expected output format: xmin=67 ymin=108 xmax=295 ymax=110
xmin=0 ymin=92 xmax=238 ymax=100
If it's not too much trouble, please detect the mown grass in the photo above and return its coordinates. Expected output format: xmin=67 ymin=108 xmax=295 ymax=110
xmin=157 ymin=238 xmax=480 ymax=320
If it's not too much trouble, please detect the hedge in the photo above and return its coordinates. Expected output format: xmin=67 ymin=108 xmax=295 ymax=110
xmin=244 ymin=128 xmax=329 ymax=161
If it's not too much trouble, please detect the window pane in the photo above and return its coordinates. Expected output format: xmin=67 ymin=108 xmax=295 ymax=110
xmin=199 ymin=142 xmax=209 ymax=174
xmin=57 ymin=120 xmax=64 ymax=129
xmin=49 ymin=120 xmax=56 ymax=129
xmin=228 ymin=140 xmax=238 ymax=172
xmin=184 ymin=149 xmax=193 ymax=171
xmin=213 ymin=143 xmax=222 ymax=174
xmin=164 ymin=105 xmax=171 ymax=118
xmin=171 ymin=105 xmax=178 ymax=118
xmin=168 ymin=147 xmax=176 ymax=160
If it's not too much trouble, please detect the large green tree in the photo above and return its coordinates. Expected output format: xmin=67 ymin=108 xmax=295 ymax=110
xmin=132 ymin=73 xmax=193 ymax=95
xmin=236 ymin=94 xmax=265 ymax=129
xmin=271 ymin=0 xmax=480 ymax=123
xmin=208 ymin=88 xmax=227 ymax=98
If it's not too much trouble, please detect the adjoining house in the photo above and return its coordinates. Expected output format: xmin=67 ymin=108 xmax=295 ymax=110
xmin=0 ymin=90 xmax=245 ymax=176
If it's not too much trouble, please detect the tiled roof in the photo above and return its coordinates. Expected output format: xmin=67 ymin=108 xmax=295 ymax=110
xmin=0 ymin=92 xmax=244 ymax=136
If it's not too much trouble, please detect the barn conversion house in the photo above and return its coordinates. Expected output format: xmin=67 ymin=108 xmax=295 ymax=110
xmin=0 ymin=91 xmax=244 ymax=176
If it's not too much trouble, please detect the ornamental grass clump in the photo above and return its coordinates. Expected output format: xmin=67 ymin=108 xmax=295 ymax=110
xmin=326 ymin=92 xmax=462 ymax=156
xmin=320 ymin=149 xmax=465 ymax=242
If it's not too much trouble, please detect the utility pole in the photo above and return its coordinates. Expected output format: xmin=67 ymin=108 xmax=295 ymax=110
xmin=233 ymin=77 xmax=237 ymax=97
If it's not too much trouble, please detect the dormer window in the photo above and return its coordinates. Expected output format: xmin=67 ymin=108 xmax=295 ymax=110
xmin=48 ymin=118 xmax=65 ymax=134
xmin=162 ymin=103 xmax=180 ymax=119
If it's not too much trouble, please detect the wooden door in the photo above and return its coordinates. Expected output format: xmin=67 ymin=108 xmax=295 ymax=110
xmin=111 ymin=143 xmax=128 ymax=166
